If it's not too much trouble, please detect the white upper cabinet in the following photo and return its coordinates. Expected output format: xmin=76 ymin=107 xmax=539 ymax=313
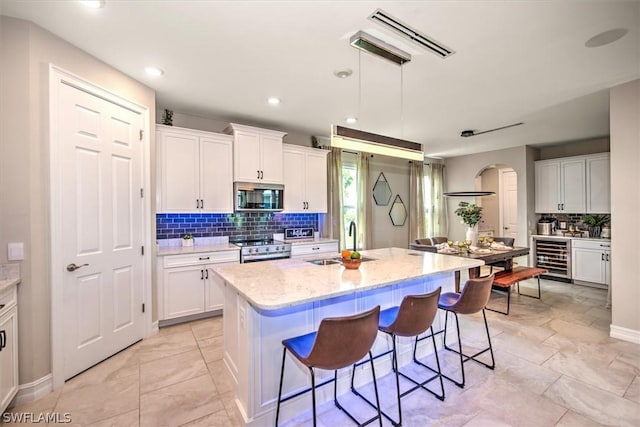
xmin=534 ymin=155 xmax=602 ymax=213
xmin=534 ymin=161 xmax=561 ymax=213
xmin=158 ymin=125 xmax=233 ymax=213
xmin=586 ymin=153 xmax=610 ymax=213
xmin=226 ymin=123 xmax=286 ymax=184
xmin=283 ymin=145 xmax=328 ymax=213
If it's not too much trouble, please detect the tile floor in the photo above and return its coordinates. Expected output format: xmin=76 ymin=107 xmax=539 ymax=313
xmin=6 ymin=276 xmax=640 ymax=426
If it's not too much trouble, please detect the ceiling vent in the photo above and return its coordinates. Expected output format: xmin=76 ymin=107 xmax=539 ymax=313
xmin=350 ymin=31 xmax=411 ymax=65
xmin=369 ymin=9 xmax=455 ymax=59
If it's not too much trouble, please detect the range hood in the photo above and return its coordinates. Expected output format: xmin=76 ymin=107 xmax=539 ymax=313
xmin=330 ymin=125 xmax=424 ymax=161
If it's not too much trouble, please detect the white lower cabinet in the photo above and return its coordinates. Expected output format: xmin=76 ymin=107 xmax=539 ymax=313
xmin=159 ymin=250 xmax=239 ymax=322
xmin=0 ymin=284 xmax=18 ymax=414
xmin=291 ymin=241 xmax=339 ymax=258
xmin=572 ymin=239 xmax=611 ymax=287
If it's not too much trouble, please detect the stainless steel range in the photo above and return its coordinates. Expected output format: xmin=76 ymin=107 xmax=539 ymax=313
xmin=232 ymin=239 xmax=291 ymax=263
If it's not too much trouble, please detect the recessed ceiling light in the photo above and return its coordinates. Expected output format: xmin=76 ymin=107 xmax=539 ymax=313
xmin=267 ymin=97 xmax=281 ymax=106
xmin=79 ymin=0 xmax=105 ymax=8
xmin=144 ymin=66 xmax=164 ymax=76
xmin=334 ymin=69 xmax=353 ymax=79
xmin=585 ymin=28 xmax=628 ymax=48
xmin=345 ymin=117 xmax=358 ymax=124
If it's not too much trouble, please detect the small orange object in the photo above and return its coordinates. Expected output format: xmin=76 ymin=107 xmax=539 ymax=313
xmin=341 ymin=249 xmax=352 ymax=259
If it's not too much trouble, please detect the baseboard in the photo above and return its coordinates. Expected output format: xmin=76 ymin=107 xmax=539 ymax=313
xmin=610 ymin=324 xmax=640 ymax=344
xmin=11 ymin=374 xmax=53 ymax=408
xmin=151 ymin=320 xmax=159 ymax=335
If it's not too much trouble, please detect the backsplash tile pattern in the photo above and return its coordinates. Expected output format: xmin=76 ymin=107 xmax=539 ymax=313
xmin=156 ymin=213 xmax=318 ymax=240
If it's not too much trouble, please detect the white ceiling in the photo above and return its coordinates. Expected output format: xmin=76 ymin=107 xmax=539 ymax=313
xmin=2 ymin=0 xmax=639 ymax=157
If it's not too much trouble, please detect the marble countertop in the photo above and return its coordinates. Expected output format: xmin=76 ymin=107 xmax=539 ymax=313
xmin=212 ymin=247 xmax=484 ymax=311
xmin=157 ymin=243 xmax=240 ymax=256
xmin=284 ymin=238 xmax=338 ymax=245
xmin=0 ymin=264 xmax=20 ymax=293
xmin=530 ymin=234 xmax=611 ymax=242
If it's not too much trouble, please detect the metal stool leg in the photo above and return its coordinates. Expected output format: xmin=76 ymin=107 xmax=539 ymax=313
xmin=275 ymin=348 xmax=287 ymax=426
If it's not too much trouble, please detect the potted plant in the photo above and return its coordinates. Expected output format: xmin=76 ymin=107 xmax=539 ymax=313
xmin=182 ymin=233 xmax=194 ymax=247
xmin=582 ymin=214 xmax=609 ymax=238
xmin=454 ymin=201 xmax=483 ymax=243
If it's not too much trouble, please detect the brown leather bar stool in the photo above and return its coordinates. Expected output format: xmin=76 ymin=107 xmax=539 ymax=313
xmin=350 ymin=288 xmax=444 ymax=427
xmin=275 ymin=306 xmax=382 ymax=427
xmin=428 ymin=275 xmax=495 ymax=388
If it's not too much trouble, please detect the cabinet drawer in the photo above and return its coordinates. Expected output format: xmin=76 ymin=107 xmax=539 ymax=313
xmin=0 ymin=284 xmax=17 ymax=314
xmin=291 ymin=242 xmax=339 ymax=257
xmin=572 ymin=239 xmax=611 ymax=250
xmin=163 ymin=250 xmax=239 ymax=268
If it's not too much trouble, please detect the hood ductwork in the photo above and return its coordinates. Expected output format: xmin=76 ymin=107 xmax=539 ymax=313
xmin=369 ymin=9 xmax=455 ymax=59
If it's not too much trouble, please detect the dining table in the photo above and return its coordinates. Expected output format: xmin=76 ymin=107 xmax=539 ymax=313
xmin=436 ymin=245 xmax=530 ymax=292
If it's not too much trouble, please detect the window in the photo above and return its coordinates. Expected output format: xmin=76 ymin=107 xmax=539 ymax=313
xmin=342 ymin=152 xmax=358 ymax=242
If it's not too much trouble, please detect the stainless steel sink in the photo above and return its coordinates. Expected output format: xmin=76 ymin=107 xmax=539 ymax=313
xmin=307 ymin=258 xmax=341 ymax=266
xmin=307 ymin=257 xmax=377 ymax=266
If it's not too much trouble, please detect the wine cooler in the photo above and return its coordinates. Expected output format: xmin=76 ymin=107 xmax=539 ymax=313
xmin=533 ymin=237 xmax=572 ymax=280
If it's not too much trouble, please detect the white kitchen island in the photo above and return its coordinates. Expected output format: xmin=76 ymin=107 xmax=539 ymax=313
xmin=213 ymin=247 xmax=484 ymax=426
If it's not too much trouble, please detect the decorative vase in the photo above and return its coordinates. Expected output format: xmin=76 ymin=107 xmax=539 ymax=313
xmin=465 ymin=225 xmax=478 ymax=245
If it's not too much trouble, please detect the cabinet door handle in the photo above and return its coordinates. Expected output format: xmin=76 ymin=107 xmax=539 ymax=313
xmin=606 ymin=254 xmax=610 ymax=261
xmin=199 ymin=256 xmax=210 ymax=260
xmin=205 ymin=269 xmax=209 ymax=280
xmin=0 ymin=330 xmax=5 ymax=351
xmin=561 ymin=203 xmax=564 ymax=210
xmin=200 ymin=269 xmax=204 ymax=280
xmin=602 ymin=253 xmax=605 ymax=261
xmin=200 ymin=199 xmax=204 ymax=209
xmin=260 ymin=170 xmax=264 ymax=179
xmin=257 ymin=170 xmax=260 ymax=179
xmin=557 ymin=204 xmax=560 ymax=211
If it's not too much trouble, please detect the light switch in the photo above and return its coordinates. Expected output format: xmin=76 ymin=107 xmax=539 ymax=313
xmin=8 ymin=242 xmax=24 ymax=261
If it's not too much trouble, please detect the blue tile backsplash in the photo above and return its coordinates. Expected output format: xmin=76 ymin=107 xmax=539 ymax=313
xmin=156 ymin=212 xmax=319 ymax=240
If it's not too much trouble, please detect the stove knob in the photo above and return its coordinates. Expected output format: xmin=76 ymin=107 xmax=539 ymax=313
xmin=266 ymin=247 xmax=270 ymax=251
xmin=247 ymin=248 xmax=253 ymax=254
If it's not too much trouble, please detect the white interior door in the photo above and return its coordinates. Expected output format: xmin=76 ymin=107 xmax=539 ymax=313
xmin=57 ymin=81 xmax=145 ymax=380
xmin=499 ymin=168 xmax=518 ymax=242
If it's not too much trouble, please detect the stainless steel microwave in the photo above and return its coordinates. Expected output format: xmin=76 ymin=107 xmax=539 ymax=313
xmin=234 ymin=182 xmax=284 ymax=212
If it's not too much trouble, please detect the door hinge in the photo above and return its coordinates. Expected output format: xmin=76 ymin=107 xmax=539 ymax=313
xmin=140 ymin=188 xmax=144 ymax=198
xmin=142 ymin=303 xmax=145 ymax=313
xmin=139 ymin=129 xmax=144 ymax=140
xmin=141 ymin=246 xmax=144 ymax=256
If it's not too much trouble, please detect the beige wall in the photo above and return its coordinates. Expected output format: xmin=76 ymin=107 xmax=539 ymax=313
xmin=157 ymin=109 xmax=313 ymax=147
xmin=478 ymin=167 xmax=499 ymax=233
xmin=370 ymin=155 xmax=411 ymax=249
xmin=0 ymin=16 xmax=155 ymax=385
xmin=610 ymin=79 xmax=640 ymax=337
xmin=444 ymin=146 xmax=533 ymax=248
xmin=538 ymin=137 xmax=610 ymax=160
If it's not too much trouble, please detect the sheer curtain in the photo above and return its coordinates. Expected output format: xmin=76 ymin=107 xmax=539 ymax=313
xmin=409 ymin=161 xmax=425 ymax=241
xmin=356 ymin=153 xmax=372 ymax=250
xmin=321 ymin=147 xmax=345 ymax=248
xmin=426 ymin=163 xmax=447 ymax=237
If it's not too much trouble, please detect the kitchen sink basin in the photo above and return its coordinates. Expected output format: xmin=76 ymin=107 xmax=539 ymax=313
xmin=307 ymin=257 xmax=377 ymax=266
xmin=307 ymin=259 xmax=341 ymax=266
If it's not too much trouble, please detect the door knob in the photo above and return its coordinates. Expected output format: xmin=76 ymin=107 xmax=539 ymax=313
xmin=66 ymin=263 xmax=89 ymax=272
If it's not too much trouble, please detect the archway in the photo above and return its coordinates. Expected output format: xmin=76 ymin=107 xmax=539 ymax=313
xmin=475 ymin=164 xmax=518 ymax=242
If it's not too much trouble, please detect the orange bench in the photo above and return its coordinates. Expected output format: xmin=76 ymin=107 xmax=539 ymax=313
xmin=487 ymin=267 xmax=547 ymax=315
